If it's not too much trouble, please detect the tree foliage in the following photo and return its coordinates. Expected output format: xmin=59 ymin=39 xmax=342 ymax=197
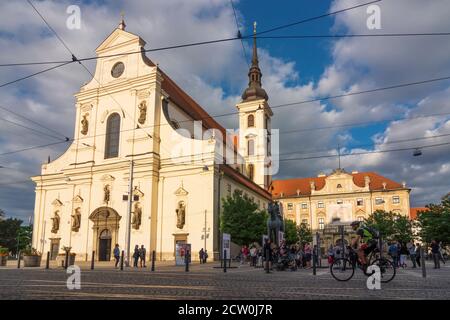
xmin=220 ymin=190 xmax=268 ymax=246
xmin=283 ymin=219 xmax=298 ymax=245
xmin=365 ymin=210 xmax=414 ymax=242
xmin=0 ymin=217 xmax=32 ymax=255
xmin=297 ymin=222 xmax=313 ymax=245
xmin=417 ymin=198 xmax=450 ymax=246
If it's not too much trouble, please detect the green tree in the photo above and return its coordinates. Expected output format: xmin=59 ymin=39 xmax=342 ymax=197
xmin=297 ymin=222 xmax=313 ymax=245
xmin=0 ymin=217 xmax=29 ymax=255
xmin=283 ymin=220 xmax=298 ymax=245
xmin=417 ymin=198 xmax=450 ymax=246
xmin=220 ymin=190 xmax=268 ymax=246
xmin=365 ymin=210 xmax=397 ymax=241
xmin=0 ymin=209 xmax=5 ymax=220
xmin=393 ymin=215 xmax=414 ymax=243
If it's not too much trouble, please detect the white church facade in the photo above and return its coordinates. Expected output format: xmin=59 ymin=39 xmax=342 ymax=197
xmin=31 ymin=19 xmax=273 ymax=262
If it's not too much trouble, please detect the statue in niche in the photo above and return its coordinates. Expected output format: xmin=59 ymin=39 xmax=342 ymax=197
xmin=51 ymin=211 xmax=60 ymax=233
xmin=71 ymin=208 xmax=81 ymax=232
xmin=104 ymin=185 xmax=110 ymax=204
xmin=138 ymin=100 xmax=147 ymax=124
xmin=131 ymin=203 xmax=142 ymax=230
xmin=81 ymin=114 xmax=89 ymax=135
xmin=176 ymin=201 xmax=186 ymax=229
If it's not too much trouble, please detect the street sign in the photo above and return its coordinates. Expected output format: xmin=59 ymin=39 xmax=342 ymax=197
xmin=175 ymin=243 xmax=191 ymax=266
xmin=222 ymin=233 xmax=231 ymax=260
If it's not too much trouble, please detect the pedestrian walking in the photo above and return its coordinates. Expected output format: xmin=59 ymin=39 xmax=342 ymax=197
xmin=199 ymin=248 xmax=204 ymax=264
xmin=133 ymin=245 xmax=140 ymax=268
xmin=327 ymin=244 xmax=334 ymax=266
xmin=407 ymin=241 xmax=417 ymax=268
xmin=203 ymin=250 xmax=208 ymax=264
xmin=113 ymin=244 xmax=120 ymax=268
xmin=139 ymin=245 xmax=146 ymax=268
xmin=263 ymin=239 xmax=272 ymax=273
xmin=415 ymin=243 xmax=421 ymax=267
xmin=438 ymin=242 xmax=446 ymax=264
xmin=399 ymin=242 xmax=408 ymax=268
xmin=388 ymin=242 xmax=399 ymax=268
xmin=431 ymin=240 xmax=441 ymax=269
xmin=250 ymin=246 xmax=257 ymax=267
xmin=304 ymin=243 xmax=312 ymax=268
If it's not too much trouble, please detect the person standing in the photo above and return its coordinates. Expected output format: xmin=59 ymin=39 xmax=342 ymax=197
xmin=431 ymin=240 xmax=441 ymax=269
xmin=250 ymin=246 xmax=257 ymax=267
xmin=399 ymin=242 xmax=408 ymax=268
xmin=199 ymin=248 xmax=204 ymax=264
xmin=133 ymin=245 xmax=140 ymax=268
xmin=388 ymin=242 xmax=399 ymax=268
xmin=304 ymin=243 xmax=312 ymax=268
xmin=203 ymin=250 xmax=208 ymax=264
xmin=438 ymin=241 xmax=446 ymax=264
xmin=415 ymin=243 xmax=421 ymax=267
xmin=113 ymin=244 xmax=120 ymax=268
xmin=139 ymin=245 xmax=146 ymax=268
xmin=407 ymin=241 xmax=417 ymax=268
xmin=263 ymin=239 xmax=272 ymax=273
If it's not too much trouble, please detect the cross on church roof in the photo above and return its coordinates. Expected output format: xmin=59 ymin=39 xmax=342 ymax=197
xmin=118 ymin=11 xmax=126 ymax=30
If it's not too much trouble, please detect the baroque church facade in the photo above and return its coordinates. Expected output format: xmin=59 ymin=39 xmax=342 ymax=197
xmin=31 ymin=19 xmax=273 ymax=262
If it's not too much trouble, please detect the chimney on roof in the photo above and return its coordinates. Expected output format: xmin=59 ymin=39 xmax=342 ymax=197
xmin=352 ymin=170 xmax=358 ymax=174
xmin=280 ymin=192 xmax=284 ymax=198
xmin=382 ymin=182 xmax=387 ymax=190
xmin=296 ymin=189 xmax=300 ymax=196
xmin=310 ymin=181 xmax=315 ymax=191
xmin=317 ymin=172 xmax=326 ymax=177
xmin=364 ymin=175 xmax=370 ymax=188
xmin=402 ymin=181 xmax=406 ymax=188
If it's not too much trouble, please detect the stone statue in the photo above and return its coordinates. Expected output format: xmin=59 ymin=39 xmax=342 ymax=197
xmin=51 ymin=211 xmax=60 ymax=233
xmin=71 ymin=208 xmax=81 ymax=232
xmin=81 ymin=114 xmax=89 ymax=135
xmin=138 ymin=100 xmax=147 ymax=124
xmin=131 ymin=203 xmax=142 ymax=230
xmin=267 ymin=201 xmax=284 ymax=246
xmin=176 ymin=201 xmax=186 ymax=229
xmin=104 ymin=185 xmax=110 ymax=203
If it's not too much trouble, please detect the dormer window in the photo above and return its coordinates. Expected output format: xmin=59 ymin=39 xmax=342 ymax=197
xmin=337 ymin=184 xmax=342 ymax=188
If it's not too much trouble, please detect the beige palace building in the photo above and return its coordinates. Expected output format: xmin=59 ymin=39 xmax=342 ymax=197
xmin=31 ymin=19 xmax=273 ymax=262
xmin=272 ymin=169 xmax=411 ymax=250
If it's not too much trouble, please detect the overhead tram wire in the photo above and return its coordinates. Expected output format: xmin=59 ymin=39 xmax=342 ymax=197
xmin=2 ymin=0 xmax=386 ymax=68
xmin=0 ymin=105 xmax=69 ymax=140
xmin=230 ymin=0 xmax=250 ymax=68
xmin=0 ymin=117 xmax=66 ymax=141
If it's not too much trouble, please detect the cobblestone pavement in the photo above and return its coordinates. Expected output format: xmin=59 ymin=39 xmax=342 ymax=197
xmin=1 ymin=260 xmax=449 ymax=300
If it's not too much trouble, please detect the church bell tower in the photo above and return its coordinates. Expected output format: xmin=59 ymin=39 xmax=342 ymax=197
xmin=236 ymin=22 xmax=273 ymax=190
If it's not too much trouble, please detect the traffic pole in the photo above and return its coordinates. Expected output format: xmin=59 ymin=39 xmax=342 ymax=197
xmin=17 ymin=251 xmax=21 ymax=269
xmin=420 ymin=246 xmax=426 ymax=278
xmin=223 ymin=249 xmax=227 ymax=273
xmin=120 ymin=250 xmax=124 ymax=271
xmin=185 ymin=250 xmax=190 ymax=272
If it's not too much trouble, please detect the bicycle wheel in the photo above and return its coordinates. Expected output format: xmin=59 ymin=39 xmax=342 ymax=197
xmin=330 ymin=258 xmax=355 ymax=281
xmin=371 ymin=258 xmax=396 ymax=283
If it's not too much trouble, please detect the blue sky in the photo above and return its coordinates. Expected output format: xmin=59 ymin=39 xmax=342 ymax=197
xmin=1 ymin=0 xmax=450 ymax=222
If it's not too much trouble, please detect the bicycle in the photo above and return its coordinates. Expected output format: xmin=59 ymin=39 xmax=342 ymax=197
xmin=330 ymin=246 xmax=396 ymax=283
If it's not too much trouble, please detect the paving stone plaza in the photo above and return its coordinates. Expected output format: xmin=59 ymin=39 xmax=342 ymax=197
xmin=1 ymin=260 xmax=449 ymax=300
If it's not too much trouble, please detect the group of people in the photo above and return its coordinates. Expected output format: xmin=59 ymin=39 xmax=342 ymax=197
xmin=198 ymin=248 xmax=209 ymax=264
xmin=387 ymin=240 xmax=446 ymax=269
xmin=112 ymin=244 xmax=147 ymax=268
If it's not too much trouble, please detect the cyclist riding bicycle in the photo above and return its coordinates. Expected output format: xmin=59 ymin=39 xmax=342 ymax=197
xmin=350 ymin=220 xmax=379 ymax=270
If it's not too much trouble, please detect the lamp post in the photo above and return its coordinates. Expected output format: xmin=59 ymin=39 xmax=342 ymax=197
xmin=124 ymin=160 xmax=134 ymax=267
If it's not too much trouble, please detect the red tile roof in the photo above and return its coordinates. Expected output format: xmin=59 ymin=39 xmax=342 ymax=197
xmin=272 ymin=172 xmax=405 ymax=198
xmin=410 ymin=207 xmax=429 ymax=220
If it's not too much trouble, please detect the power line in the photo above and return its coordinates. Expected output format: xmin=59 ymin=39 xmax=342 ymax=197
xmin=0 ymin=105 xmax=69 ymax=140
xmin=252 ymin=0 xmax=382 ymax=37
xmin=257 ymin=32 xmax=450 ymax=40
xmin=0 ymin=61 xmax=73 ymax=89
xmin=0 ymin=117 xmax=64 ymax=141
xmin=0 ymin=140 xmax=70 ymax=157
xmin=230 ymin=0 xmax=250 ymax=67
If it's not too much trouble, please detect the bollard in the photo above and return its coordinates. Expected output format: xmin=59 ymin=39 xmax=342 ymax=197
xmin=420 ymin=247 xmax=426 ymax=278
xmin=151 ymin=250 xmax=156 ymax=272
xmin=313 ymin=253 xmax=317 ymax=276
xmin=46 ymin=251 xmax=50 ymax=269
xmin=120 ymin=250 xmax=124 ymax=271
xmin=64 ymin=250 xmax=69 ymax=270
xmin=17 ymin=252 xmax=21 ymax=269
xmin=223 ymin=249 xmax=227 ymax=273
xmin=265 ymin=247 xmax=270 ymax=273
xmin=91 ymin=251 xmax=95 ymax=270
xmin=185 ymin=251 xmax=190 ymax=272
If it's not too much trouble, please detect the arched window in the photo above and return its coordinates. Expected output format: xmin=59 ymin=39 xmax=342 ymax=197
xmin=247 ymin=139 xmax=255 ymax=156
xmin=104 ymin=113 xmax=120 ymax=159
xmin=247 ymin=114 xmax=255 ymax=128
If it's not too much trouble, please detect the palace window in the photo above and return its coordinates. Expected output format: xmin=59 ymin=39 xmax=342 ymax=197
xmin=301 ymin=203 xmax=307 ymax=209
xmin=104 ymin=113 xmax=120 ymax=159
xmin=337 ymin=184 xmax=342 ymax=189
xmin=247 ymin=139 xmax=255 ymax=156
xmin=317 ymin=201 xmax=324 ymax=209
xmin=357 ymin=198 xmax=364 ymax=206
xmin=392 ymin=196 xmax=400 ymax=204
xmin=287 ymin=203 xmax=293 ymax=211
xmin=375 ymin=197 xmax=384 ymax=205
xmin=318 ymin=218 xmax=325 ymax=230
xmin=247 ymin=164 xmax=254 ymax=181
xmin=247 ymin=114 xmax=255 ymax=128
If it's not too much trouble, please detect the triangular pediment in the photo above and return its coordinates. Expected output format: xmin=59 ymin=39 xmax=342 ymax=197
xmin=96 ymin=28 xmax=145 ymax=53
xmin=133 ymin=187 xmax=144 ymax=198
xmin=174 ymin=186 xmax=189 ymax=196
xmin=73 ymin=195 xmax=84 ymax=203
xmin=100 ymin=174 xmax=115 ymax=182
xmin=52 ymin=199 xmax=63 ymax=207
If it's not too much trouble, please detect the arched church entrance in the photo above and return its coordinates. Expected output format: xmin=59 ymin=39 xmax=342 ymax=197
xmin=89 ymin=207 xmax=121 ymax=261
